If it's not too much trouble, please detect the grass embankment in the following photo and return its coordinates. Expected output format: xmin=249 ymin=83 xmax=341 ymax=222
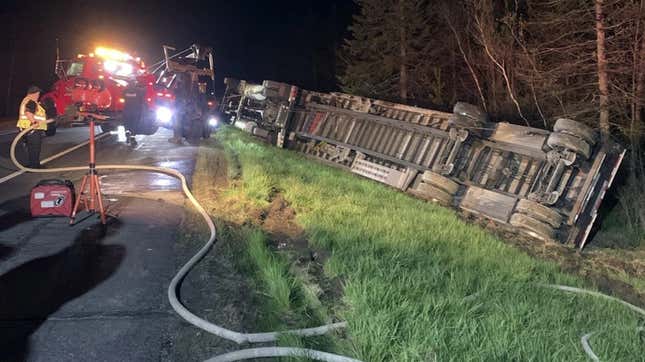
xmin=186 ymin=140 xmax=335 ymax=357
xmin=194 ymin=127 xmax=644 ymax=361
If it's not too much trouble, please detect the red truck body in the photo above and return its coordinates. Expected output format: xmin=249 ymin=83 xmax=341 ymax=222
xmin=41 ymin=47 xmax=163 ymax=121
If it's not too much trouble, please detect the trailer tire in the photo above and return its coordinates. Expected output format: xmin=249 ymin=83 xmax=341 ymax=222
xmin=136 ymin=112 xmax=159 ymax=136
xmin=421 ymin=171 xmax=459 ymax=195
xmin=510 ymin=213 xmax=556 ymax=241
xmin=553 ymin=118 xmax=596 ymax=145
xmin=449 ymin=114 xmax=484 ymax=129
xmin=187 ymin=119 xmax=203 ymax=145
xmin=203 ymin=123 xmax=212 ymax=139
xmin=515 ymin=199 xmax=562 ymax=228
xmin=411 ymin=183 xmax=453 ymax=206
xmin=547 ymin=132 xmax=591 ymax=159
xmin=453 ymin=102 xmax=488 ymax=126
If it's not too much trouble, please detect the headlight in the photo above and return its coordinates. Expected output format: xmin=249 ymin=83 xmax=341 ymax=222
xmin=208 ymin=117 xmax=218 ymax=127
xmin=156 ymin=106 xmax=173 ymax=124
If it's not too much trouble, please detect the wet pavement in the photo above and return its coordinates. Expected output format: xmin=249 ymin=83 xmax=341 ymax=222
xmin=0 ymin=127 xmax=201 ymax=361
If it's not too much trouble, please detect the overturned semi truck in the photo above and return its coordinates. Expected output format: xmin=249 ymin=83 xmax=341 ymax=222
xmin=220 ymin=78 xmax=625 ymax=249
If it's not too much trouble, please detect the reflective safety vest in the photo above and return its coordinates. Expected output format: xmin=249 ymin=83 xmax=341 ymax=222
xmin=17 ymin=96 xmax=48 ymax=131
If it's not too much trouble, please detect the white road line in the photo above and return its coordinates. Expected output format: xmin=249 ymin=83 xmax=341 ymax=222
xmin=0 ymin=131 xmax=112 ymax=184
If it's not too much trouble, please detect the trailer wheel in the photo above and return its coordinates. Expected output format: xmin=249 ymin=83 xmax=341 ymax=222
xmin=553 ymin=118 xmax=596 ymax=145
xmin=186 ymin=119 xmax=203 ymax=145
xmin=509 ymin=213 xmax=556 ymax=241
xmin=137 ymin=112 xmax=159 ymax=136
xmin=547 ymin=132 xmax=591 ymax=159
xmin=202 ymin=123 xmax=211 ymax=139
xmin=452 ymin=102 xmax=488 ymax=126
xmin=515 ymin=199 xmax=562 ymax=228
xmin=449 ymin=114 xmax=484 ymax=130
xmin=411 ymin=183 xmax=453 ymax=206
xmin=421 ymin=171 xmax=459 ymax=195
xmin=454 ymin=102 xmax=487 ymax=121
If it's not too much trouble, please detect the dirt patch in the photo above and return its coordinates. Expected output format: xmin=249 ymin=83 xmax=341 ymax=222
xmin=462 ymin=212 xmax=645 ymax=309
xmin=189 ymin=142 xmax=342 ymax=329
xmin=187 ymin=143 xmax=343 ymax=330
xmin=514 ymin=237 xmax=645 ymax=308
xmin=257 ymin=194 xmax=342 ymax=309
xmin=261 ymin=194 xmax=304 ymax=242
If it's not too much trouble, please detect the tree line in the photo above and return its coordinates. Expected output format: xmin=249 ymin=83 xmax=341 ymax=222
xmin=339 ymin=0 xmax=645 ymax=241
xmin=340 ymin=0 xmax=645 ymax=139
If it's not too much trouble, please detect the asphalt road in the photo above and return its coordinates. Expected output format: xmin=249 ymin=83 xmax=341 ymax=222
xmin=0 ymin=127 xmax=212 ymax=361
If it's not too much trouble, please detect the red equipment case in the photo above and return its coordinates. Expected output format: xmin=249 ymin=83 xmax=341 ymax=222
xmin=30 ymin=179 xmax=75 ymax=217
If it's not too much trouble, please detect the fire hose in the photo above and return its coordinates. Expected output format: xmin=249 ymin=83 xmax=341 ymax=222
xmin=541 ymin=284 xmax=645 ymax=361
xmin=10 ymin=126 xmax=644 ymax=361
xmin=10 ymin=125 xmax=359 ymax=362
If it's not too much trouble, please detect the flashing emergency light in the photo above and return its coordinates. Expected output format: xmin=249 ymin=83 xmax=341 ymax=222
xmin=95 ymin=47 xmax=133 ymax=62
xmin=116 ymin=63 xmax=133 ymax=76
xmin=104 ymin=60 xmax=118 ymax=72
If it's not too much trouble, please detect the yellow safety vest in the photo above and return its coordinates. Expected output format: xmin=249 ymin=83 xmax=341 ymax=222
xmin=17 ymin=96 xmax=48 ymax=131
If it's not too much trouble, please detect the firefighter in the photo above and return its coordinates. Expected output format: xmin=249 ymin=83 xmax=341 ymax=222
xmin=17 ymin=86 xmax=49 ymax=168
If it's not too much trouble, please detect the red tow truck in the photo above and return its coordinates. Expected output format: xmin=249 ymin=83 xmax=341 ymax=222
xmin=40 ymin=46 xmax=164 ymax=136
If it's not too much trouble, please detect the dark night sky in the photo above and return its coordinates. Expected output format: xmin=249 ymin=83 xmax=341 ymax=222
xmin=0 ymin=0 xmax=356 ymax=116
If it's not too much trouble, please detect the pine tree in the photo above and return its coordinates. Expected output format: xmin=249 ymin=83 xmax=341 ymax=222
xmin=339 ymin=0 xmax=433 ymax=104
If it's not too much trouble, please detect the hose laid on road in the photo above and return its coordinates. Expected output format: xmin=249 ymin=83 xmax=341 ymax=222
xmin=10 ymin=126 xmax=357 ymax=362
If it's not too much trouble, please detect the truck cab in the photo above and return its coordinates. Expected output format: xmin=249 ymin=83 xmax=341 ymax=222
xmin=40 ymin=47 xmax=156 ymax=135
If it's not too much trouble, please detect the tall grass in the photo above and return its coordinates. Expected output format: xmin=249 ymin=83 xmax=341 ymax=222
xmin=616 ymin=172 xmax=645 ymax=247
xmin=246 ymin=228 xmax=293 ymax=313
xmin=221 ymin=225 xmax=338 ymax=361
xmin=595 ymin=148 xmax=645 ymax=249
xmin=211 ymin=127 xmax=644 ymax=361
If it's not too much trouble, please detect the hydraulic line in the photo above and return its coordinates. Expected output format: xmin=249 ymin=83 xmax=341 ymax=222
xmin=10 ymin=126 xmax=356 ymax=361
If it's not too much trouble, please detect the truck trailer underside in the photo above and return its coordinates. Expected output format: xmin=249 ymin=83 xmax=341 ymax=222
xmin=220 ymin=78 xmax=625 ymax=249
